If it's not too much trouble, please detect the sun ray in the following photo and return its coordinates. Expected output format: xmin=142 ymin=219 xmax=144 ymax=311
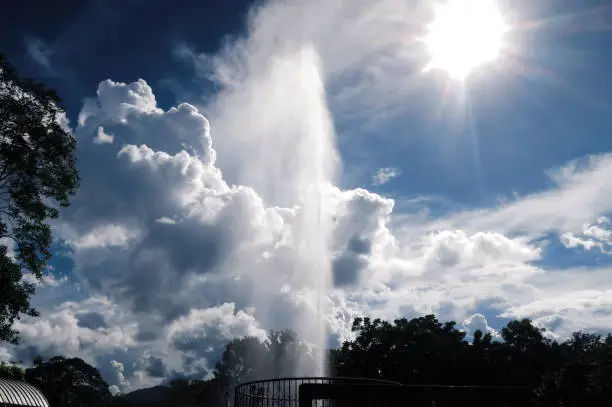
xmin=515 ymin=4 xmax=612 ymax=34
xmin=462 ymin=86 xmax=485 ymax=201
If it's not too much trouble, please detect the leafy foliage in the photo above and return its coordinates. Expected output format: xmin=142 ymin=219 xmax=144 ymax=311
xmin=0 ymin=54 xmax=79 ymax=343
xmin=0 ymin=246 xmax=37 ymax=343
xmin=335 ymin=315 xmax=612 ymax=405
xmin=25 ymin=356 xmax=112 ymax=407
xmin=336 ymin=315 xmax=469 ymax=384
xmin=214 ymin=329 xmax=314 ymax=388
xmin=0 ymin=360 xmax=24 ymax=380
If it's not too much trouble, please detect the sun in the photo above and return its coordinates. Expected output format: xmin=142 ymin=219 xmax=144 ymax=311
xmin=423 ymin=0 xmax=509 ymax=80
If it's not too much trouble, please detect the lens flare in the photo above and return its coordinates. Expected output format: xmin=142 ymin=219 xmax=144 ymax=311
xmin=423 ymin=0 xmax=510 ymax=79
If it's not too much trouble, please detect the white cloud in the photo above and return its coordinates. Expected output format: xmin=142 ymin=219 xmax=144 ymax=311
xmin=462 ymin=313 xmax=499 ymax=339
xmin=372 ymin=167 xmax=399 ymax=186
xmin=423 ymin=155 xmax=612 ymax=237
xmin=501 ymin=287 xmax=612 ymax=340
xmin=560 ymin=216 xmax=612 ymax=254
xmin=6 ymin=77 xmax=337 ymax=386
xmin=21 ymin=269 xmax=68 ymax=288
xmin=56 ymin=112 xmax=73 ymax=133
xmin=109 ymin=360 xmax=130 ymax=395
xmin=167 ymin=303 xmax=266 ymax=341
xmin=94 ymin=126 xmax=114 ymax=144
xmin=422 ymin=230 xmax=541 ymax=268
xmin=70 ymin=224 xmax=140 ymax=250
xmin=167 ymin=303 xmax=267 ymax=361
xmin=13 ymin=297 xmax=137 ymax=360
xmin=155 ymin=217 xmax=176 ymax=225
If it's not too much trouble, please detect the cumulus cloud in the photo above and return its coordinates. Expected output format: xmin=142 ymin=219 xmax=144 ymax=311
xmin=501 ymin=288 xmax=612 ymax=340
xmin=10 ymin=297 xmax=133 ymax=365
xmin=4 ymin=76 xmax=340 ymax=384
xmin=423 ymin=230 xmax=541 ymax=269
xmin=167 ymin=303 xmax=267 ymax=376
xmin=372 ymin=167 xmax=399 ymax=186
xmin=94 ymin=126 xmax=114 ymax=144
xmin=109 ymin=360 xmax=130 ymax=395
xmin=21 ymin=270 xmax=68 ymax=288
xmin=462 ymin=313 xmax=499 ymax=340
xmin=560 ymin=216 xmax=612 ymax=254
xmin=71 ymin=224 xmax=140 ymax=250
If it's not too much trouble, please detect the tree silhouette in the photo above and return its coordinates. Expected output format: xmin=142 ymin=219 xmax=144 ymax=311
xmin=25 ymin=356 xmax=112 ymax=407
xmin=0 ymin=360 xmax=24 ymax=380
xmin=214 ymin=329 xmax=315 ymax=390
xmin=215 ymin=336 xmax=270 ymax=388
xmin=0 ymin=53 xmax=79 ymax=343
xmin=336 ymin=315 xmax=468 ymax=384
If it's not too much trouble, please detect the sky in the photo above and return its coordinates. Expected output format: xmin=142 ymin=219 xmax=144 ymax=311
xmin=3 ymin=0 xmax=612 ymax=392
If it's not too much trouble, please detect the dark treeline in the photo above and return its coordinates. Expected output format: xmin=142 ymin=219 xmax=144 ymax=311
xmin=2 ymin=314 xmax=612 ymax=406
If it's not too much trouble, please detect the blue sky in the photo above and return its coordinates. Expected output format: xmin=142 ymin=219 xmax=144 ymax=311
xmin=2 ymin=0 xmax=612 ymax=391
xmin=4 ymin=0 xmax=612 ymax=202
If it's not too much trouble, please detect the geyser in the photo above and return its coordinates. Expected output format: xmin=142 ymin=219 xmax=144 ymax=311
xmin=210 ymin=43 xmax=338 ymax=377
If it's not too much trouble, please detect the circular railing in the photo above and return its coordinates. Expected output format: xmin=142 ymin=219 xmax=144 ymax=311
xmin=233 ymin=377 xmax=401 ymax=407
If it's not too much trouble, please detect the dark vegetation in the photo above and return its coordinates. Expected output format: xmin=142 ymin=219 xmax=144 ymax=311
xmin=2 ymin=315 xmax=612 ymax=406
xmin=0 ymin=53 xmax=79 ymax=343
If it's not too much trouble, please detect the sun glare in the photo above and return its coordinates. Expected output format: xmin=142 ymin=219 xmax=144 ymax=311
xmin=423 ymin=0 xmax=509 ymax=80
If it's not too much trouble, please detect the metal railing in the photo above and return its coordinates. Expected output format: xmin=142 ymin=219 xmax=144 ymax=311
xmin=233 ymin=377 xmax=401 ymax=407
xmin=234 ymin=377 xmax=534 ymax=407
xmin=298 ymin=382 xmax=534 ymax=407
